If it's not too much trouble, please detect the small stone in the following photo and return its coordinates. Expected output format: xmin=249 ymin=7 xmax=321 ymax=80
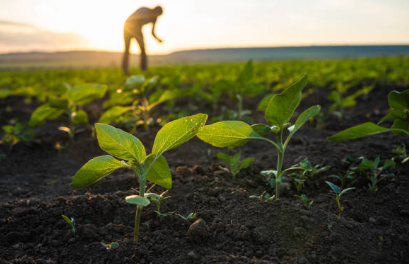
xmin=369 ymin=217 xmax=377 ymax=224
xmin=187 ymin=219 xmax=209 ymax=243
xmin=187 ymin=251 xmax=198 ymax=259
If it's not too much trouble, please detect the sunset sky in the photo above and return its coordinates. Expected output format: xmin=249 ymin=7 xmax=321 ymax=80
xmin=0 ymin=0 xmax=408 ymax=54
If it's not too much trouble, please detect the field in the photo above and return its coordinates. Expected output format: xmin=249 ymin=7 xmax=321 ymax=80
xmin=1 ymin=57 xmax=409 ymax=264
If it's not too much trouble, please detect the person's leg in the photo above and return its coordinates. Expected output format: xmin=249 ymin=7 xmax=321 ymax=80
xmin=122 ymin=31 xmax=131 ymax=75
xmin=135 ymin=31 xmax=147 ymax=71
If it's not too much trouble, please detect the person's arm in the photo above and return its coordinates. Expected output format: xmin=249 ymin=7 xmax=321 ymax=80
xmin=151 ymin=21 xmax=163 ymax=43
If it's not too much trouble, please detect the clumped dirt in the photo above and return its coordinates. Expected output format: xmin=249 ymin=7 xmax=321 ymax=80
xmin=1 ymin=83 xmax=409 ymax=264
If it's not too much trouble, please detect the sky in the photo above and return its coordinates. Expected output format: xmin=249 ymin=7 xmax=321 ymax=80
xmin=0 ymin=0 xmax=408 ymax=54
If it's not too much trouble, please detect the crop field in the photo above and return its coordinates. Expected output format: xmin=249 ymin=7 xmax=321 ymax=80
xmin=1 ymin=56 xmax=409 ymax=263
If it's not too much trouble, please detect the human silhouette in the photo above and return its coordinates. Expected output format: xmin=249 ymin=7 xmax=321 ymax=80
xmin=122 ymin=6 xmax=163 ymax=74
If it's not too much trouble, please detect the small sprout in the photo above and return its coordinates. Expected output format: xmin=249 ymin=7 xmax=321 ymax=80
xmin=325 ymin=181 xmax=355 ymax=219
xmin=356 ymin=157 xmax=396 ymax=193
xmin=1 ymin=120 xmax=34 ymax=146
xmin=288 ymin=158 xmax=330 ymax=192
xmin=101 ymin=242 xmax=119 ymax=250
xmin=154 ymin=211 xmax=175 ymax=218
xmin=177 ymin=212 xmax=197 ymax=222
xmin=61 ymin=215 xmax=75 ymax=233
xmin=392 ymin=143 xmax=409 ymax=164
xmin=249 ymin=191 xmax=275 ymax=203
xmin=329 ymin=156 xmax=363 ymax=187
xmin=146 ymin=189 xmax=171 ymax=214
xmin=217 ymin=152 xmax=255 ymax=178
xmin=295 ymin=194 xmax=314 ymax=208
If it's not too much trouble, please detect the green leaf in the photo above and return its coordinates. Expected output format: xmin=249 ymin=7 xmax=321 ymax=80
xmin=265 ymin=74 xmax=308 ymax=128
xmin=326 ymin=122 xmax=391 ymax=142
xmin=251 ymin=124 xmax=271 ymax=135
xmin=243 ymin=83 xmax=264 ymax=97
xmin=257 ymin=93 xmax=275 ymax=111
xmin=240 ymin=158 xmax=254 ymax=169
xmin=217 ymin=153 xmax=232 ymax=163
xmin=197 ymin=121 xmax=264 ymax=149
xmin=391 ymin=119 xmax=409 ymax=136
xmin=382 ymin=159 xmax=396 ymax=170
xmin=388 ymin=90 xmax=409 ymax=110
xmin=72 ymin=110 xmax=89 ymax=124
xmin=125 ymin=195 xmax=150 ymax=206
xmin=124 ymin=75 xmax=146 ymax=91
xmin=210 ymin=80 xmax=238 ymax=93
xmin=62 ymin=215 xmax=72 ymax=225
xmin=95 ymin=123 xmax=146 ymax=163
xmin=231 ymin=152 xmax=241 ymax=164
xmin=152 ymin=114 xmax=208 ymax=156
xmin=29 ymin=104 xmax=64 ymax=127
xmin=340 ymin=187 xmax=356 ymax=196
xmin=149 ymin=88 xmax=194 ymax=109
xmin=325 ymin=181 xmax=341 ymax=194
xmin=98 ymin=106 xmax=131 ymax=124
xmin=145 ymin=154 xmax=172 ymax=189
xmin=288 ymin=105 xmax=321 ymax=137
xmin=237 ymin=60 xmax=253 ymax=86
xmin=48 ymin=96 xmax=69 ymax=109
xmin=71 ymin=155 xmax=124 ymax=188
xmin=378 ymin=111 xmax=407 ymax=124
xmin=0 ymin=89 xmax=11 ymax=98
xmin=67 ymin=84 xmax=107 ymax=105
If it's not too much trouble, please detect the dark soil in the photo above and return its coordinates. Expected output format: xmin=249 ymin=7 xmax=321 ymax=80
xmin=1 ymin=84 xmax=409 ymax=264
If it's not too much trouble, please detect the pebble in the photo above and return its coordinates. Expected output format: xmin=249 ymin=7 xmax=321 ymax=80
xmin=187 ymin=219 xmax=209 ymax=243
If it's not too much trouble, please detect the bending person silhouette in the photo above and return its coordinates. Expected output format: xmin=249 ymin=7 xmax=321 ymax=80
xmin=122 ymin=6 xmax=163 ymax=74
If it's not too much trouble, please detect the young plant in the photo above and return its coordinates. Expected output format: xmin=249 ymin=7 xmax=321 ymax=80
xmin=216 ymin=152 xmax=254 ymax=178
xmin=325 ymin=181 xmax=355 ymax=219
xmin=147 ymin=189 xmax=171 ymax=213
xmin=208 ymin=60 xmax=264 ymax=119
xmin=61 ymin=215 xmax=75 ymax=233
xmin=356 ymin=157 xmax=396 ymax=193
xmin=29 ymin=84 xmax=107 ymax=139
xmin=99 ymin=75 xmax=193 ymax=131
xmin=249 ymin=191 xmax=275 ymax=203
xmin=71 ymin=114 xmax=207 ymax=242
xmin=198 ymin=74 xmax=321 ymax=200
xmin=101 ymin=242 xmax=119 ymax=250
xmin=392 ymin=143 xmax=409 ymax=164
xmin=177 ymin=212 xmax=197 ymax=222
xmin=288 ymin=158 xmax=330 ymax=192
xmin=295 ymin=194 xmax=314 ymax=208
xmin=327 ymin=89 xmax=409 ymax=142
xmin=1 ymin=120 xmax=34 ymax=148
xmin=329 ymin=156 xmax=363 ymax=188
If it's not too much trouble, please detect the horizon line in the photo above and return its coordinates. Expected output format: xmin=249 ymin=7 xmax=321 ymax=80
xmin=2 ymin=43 xmax=409 ymax=56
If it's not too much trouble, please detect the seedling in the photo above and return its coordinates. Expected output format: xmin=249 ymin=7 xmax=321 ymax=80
xmin=177 ymin=212 xmax=197 ymax=222
xmin=198 ymin=74 xmax=321 ymax=200
xmin=288 ymin=158 xmax=330 ymax=192
xmin=71 ymin=114 xmax=207 ymax=242
xmin=154 ymin=211 xmax=175 ymax=218
xmin=295 ymin=194 xmax=314 ymax=208
xmin=29 ymin=83 xmax=107 ymax=139
xmin=1 ymin=120 xmax=33 ymax=146
xmin=356 ymin=157 xmax=396 ymax=193
xmin=99 ymin=75 xmax=193 ymax=131
xmin=61 ymin=215 xmax=75 ymax=233
xmin=325 ymin=181 xmax=355 ymax=219
xmin=217 ymin=152 xmax=254 ymax=178
xmin=329 ymin=156 xmax=363 ymax=187
xmin=147 ymin=189 xmax=171 ymax=213
xmin=327 ymin=89 xmax=409 ymax=142
xmin=249 ymin=191 xmax=275 ymax=203
xmin=101 ymin=242 xmax=119 ymax=250
xmin=392 ymin=143 xmax=409 ymax=164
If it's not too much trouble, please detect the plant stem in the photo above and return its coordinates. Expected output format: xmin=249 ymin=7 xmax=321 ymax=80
xmin=142 ymin=97 xmax=150 ymax=131
xmin=237 ymin=93 xmax=243 ymax=120
xmin=133 ymin=169 xmax=146 ymax=242
xmin=275 ymin=131 xmax=284 ymax=200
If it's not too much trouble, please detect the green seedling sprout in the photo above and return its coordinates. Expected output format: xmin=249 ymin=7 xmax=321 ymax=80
xmin=61 ymin=215 xmax=75 ymax=233
xmin=295 ymin=194 xmax=314 ymax=208
xmin=101 ymin=242 xmax=119 ymax=250
xmin=29 ymin=83 xmax=107 ymax=139
xmin=71 ymin=114 xmax=207 ymax=242
xmin=327 ymin=89 xmax=409 ymax=142
xmin=356 ymin=157 xmax=396 ymax=193
xmin=249 ymin=191 xmax=275 ymax=203
xmin=217 ymin=152 xmax=254 ymax=178
xmin=392 ymin=143 xmax=409 ymax=164
xmin=325 ymin=181 xmax=355 ymax=219
xmin=177 ymin=212 xmax=197 ymax=222
xmin=329 ymin=156 xmax=363 ymax=187
xmin=198 ymin=74 xmax=321 ymax=200
xmin=146 ymin=189 xmax=171 ymax=213
xmin=288 ymin=158 xmax=330 ymax=192
xmin=99 ymin=75 xmax=194 ymax=131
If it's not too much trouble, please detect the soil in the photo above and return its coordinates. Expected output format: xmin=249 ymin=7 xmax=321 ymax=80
xmin=1 ymin=83 xmax=409 ymax=264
